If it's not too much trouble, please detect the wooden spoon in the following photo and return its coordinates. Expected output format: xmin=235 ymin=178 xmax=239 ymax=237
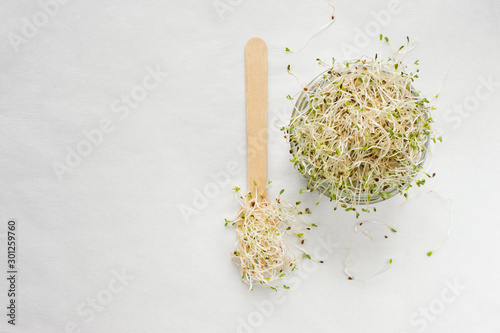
xmin=245 ymin=37 xmax=268 ymax=200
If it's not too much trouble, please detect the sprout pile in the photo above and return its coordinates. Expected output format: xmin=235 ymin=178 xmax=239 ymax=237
xmin=284 ymin=43 xmax=439 ymax=213
xmin=225 ymin=185 xmax=317 ymax=291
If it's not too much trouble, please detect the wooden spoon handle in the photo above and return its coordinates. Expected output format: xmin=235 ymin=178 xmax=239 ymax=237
xmin=245 ymin=37 xmax=268 ymax=199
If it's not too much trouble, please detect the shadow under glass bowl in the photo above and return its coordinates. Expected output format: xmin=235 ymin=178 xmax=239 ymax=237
xmin=289 ymin=70 xmax=430 ymax=205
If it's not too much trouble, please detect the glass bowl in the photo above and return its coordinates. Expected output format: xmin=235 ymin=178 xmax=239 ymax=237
xmin=289 ymin=69 xmax=431 ymax=205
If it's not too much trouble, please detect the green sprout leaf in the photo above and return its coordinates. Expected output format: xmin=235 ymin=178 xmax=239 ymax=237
xmin=427 ymin=251 xmax=433 ymax=257
xmin=285 ymin=47 xmax=290 ymax=52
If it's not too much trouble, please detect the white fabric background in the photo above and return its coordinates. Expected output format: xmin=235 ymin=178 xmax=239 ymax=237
xmin=0 ymin=0 xmax=499 ymax=332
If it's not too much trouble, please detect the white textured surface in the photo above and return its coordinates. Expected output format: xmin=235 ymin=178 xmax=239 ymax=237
xmin=0 ymin=0 xmax=499 ymax=332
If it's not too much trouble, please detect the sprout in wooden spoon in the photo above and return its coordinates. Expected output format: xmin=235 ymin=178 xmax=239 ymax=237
xmin=226 ymin=185 xmax=315 ymax=291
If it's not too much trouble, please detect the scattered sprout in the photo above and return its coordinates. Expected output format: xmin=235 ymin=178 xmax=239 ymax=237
xmin=344 ymin=248 xmax=393 ymax=280
xmin=228 ymin=183 xmax=317 ymax=291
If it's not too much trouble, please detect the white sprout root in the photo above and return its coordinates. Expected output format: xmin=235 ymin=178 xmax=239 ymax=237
xmin=285 ymin=1 xmax=336 ymax=53
xmin=425 ymin=190 xmax=453 ymax=257
xmin=285 ymin=51 xmax=439 ymax=212
xmin=355 ymin=220 xmax=397 ymax=240
xmin=343 ymin=248 xmax=393 ymax=281
xmin=226 ymin=187 xmax=317 ymax=291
